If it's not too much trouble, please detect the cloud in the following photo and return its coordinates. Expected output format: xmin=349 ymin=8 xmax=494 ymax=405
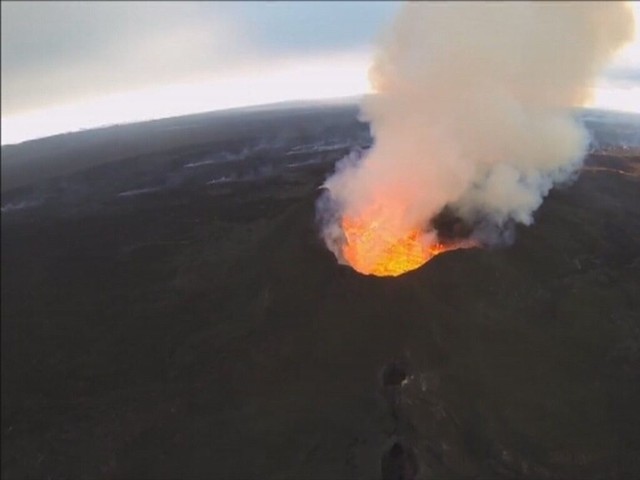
xmin=211 ymin=2 xmax=399 ymax=57
xmin=1 ymin=1 xmax=399 ymax=116
xmin=1 ymin=2 xmax=247 ymax=115
xmin=603 ymin=66 xmax=640 ymax=88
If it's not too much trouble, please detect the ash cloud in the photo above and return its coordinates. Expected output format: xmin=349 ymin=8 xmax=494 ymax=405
xmin=319 ymin=2 xmax=635 ymax=263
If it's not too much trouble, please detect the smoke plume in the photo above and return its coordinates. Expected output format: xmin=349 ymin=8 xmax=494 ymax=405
xmin=319 ymin=2 xmax=635 ymax=271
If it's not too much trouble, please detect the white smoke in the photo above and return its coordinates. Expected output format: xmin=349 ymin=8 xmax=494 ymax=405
xmin=320 ymin=1 xmax=635 ymax=264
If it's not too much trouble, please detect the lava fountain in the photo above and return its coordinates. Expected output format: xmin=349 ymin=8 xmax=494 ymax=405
xmin=339 ymin=201 xmax=475 ymax=277
xmin=342 ymin=216 xmax=449 ymax=277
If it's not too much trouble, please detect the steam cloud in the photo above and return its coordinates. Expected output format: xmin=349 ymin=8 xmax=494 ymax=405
xmin=319 ymin=2 xmax=635 ymax=264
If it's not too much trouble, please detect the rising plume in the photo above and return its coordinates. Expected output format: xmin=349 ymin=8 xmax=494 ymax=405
xmin=319 ymin=1 xmax=635 ymax=276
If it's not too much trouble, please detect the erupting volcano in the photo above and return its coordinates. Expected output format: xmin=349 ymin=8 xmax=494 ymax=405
xmin=341 ymin=206 xmax=473 ymax=276
xmin=341 ymin=216 xmax=443 ymax=277
xmin=318 ymin=2 xmax=634 ymax=277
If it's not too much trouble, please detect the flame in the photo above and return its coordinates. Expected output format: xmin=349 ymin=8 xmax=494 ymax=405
xmin=340 ymin=204 xmax=473 ymax=277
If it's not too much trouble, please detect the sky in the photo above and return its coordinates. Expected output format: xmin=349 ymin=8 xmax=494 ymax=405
xmin=1 ymin=1 xmax=639 ymax=146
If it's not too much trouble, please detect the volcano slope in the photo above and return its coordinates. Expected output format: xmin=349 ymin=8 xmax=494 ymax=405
xmin=2 ymin=105 xmax=640 ymax=479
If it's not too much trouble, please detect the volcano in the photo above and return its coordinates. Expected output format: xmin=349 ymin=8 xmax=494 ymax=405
xmin=2 ymin=103 xmax=640 ymax=479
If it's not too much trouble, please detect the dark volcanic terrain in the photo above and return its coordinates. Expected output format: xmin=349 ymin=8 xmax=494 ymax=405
xmin=2 ymin=103 xmax=640 ymax=479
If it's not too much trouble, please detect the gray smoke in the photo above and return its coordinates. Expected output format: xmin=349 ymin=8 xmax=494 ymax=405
xmin=320 ymin=1 xmax=635 ymax=268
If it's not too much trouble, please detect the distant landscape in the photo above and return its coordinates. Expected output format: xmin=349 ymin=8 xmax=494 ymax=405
xmin=2 ymin=103 xmax=639 ymax=479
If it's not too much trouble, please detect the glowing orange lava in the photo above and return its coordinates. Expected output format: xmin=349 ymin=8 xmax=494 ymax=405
xmin=341 ymin=210 xmax=473 ymax=277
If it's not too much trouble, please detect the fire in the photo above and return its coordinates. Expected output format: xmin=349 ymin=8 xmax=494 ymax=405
xmin=341 ymin=211 xmax=456 ymax=277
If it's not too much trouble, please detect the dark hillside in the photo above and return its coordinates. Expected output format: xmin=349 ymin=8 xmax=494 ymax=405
xmin=2 ymin=106 xmax=639 ymax=479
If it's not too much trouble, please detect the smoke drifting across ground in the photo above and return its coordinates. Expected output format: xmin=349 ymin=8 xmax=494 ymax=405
xmin=319 ymin=2 xmax=635 ymax=273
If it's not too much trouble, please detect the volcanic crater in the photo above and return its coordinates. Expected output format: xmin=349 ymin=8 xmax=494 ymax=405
xmin=2 ymin=103 xmax=640 ymax=479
